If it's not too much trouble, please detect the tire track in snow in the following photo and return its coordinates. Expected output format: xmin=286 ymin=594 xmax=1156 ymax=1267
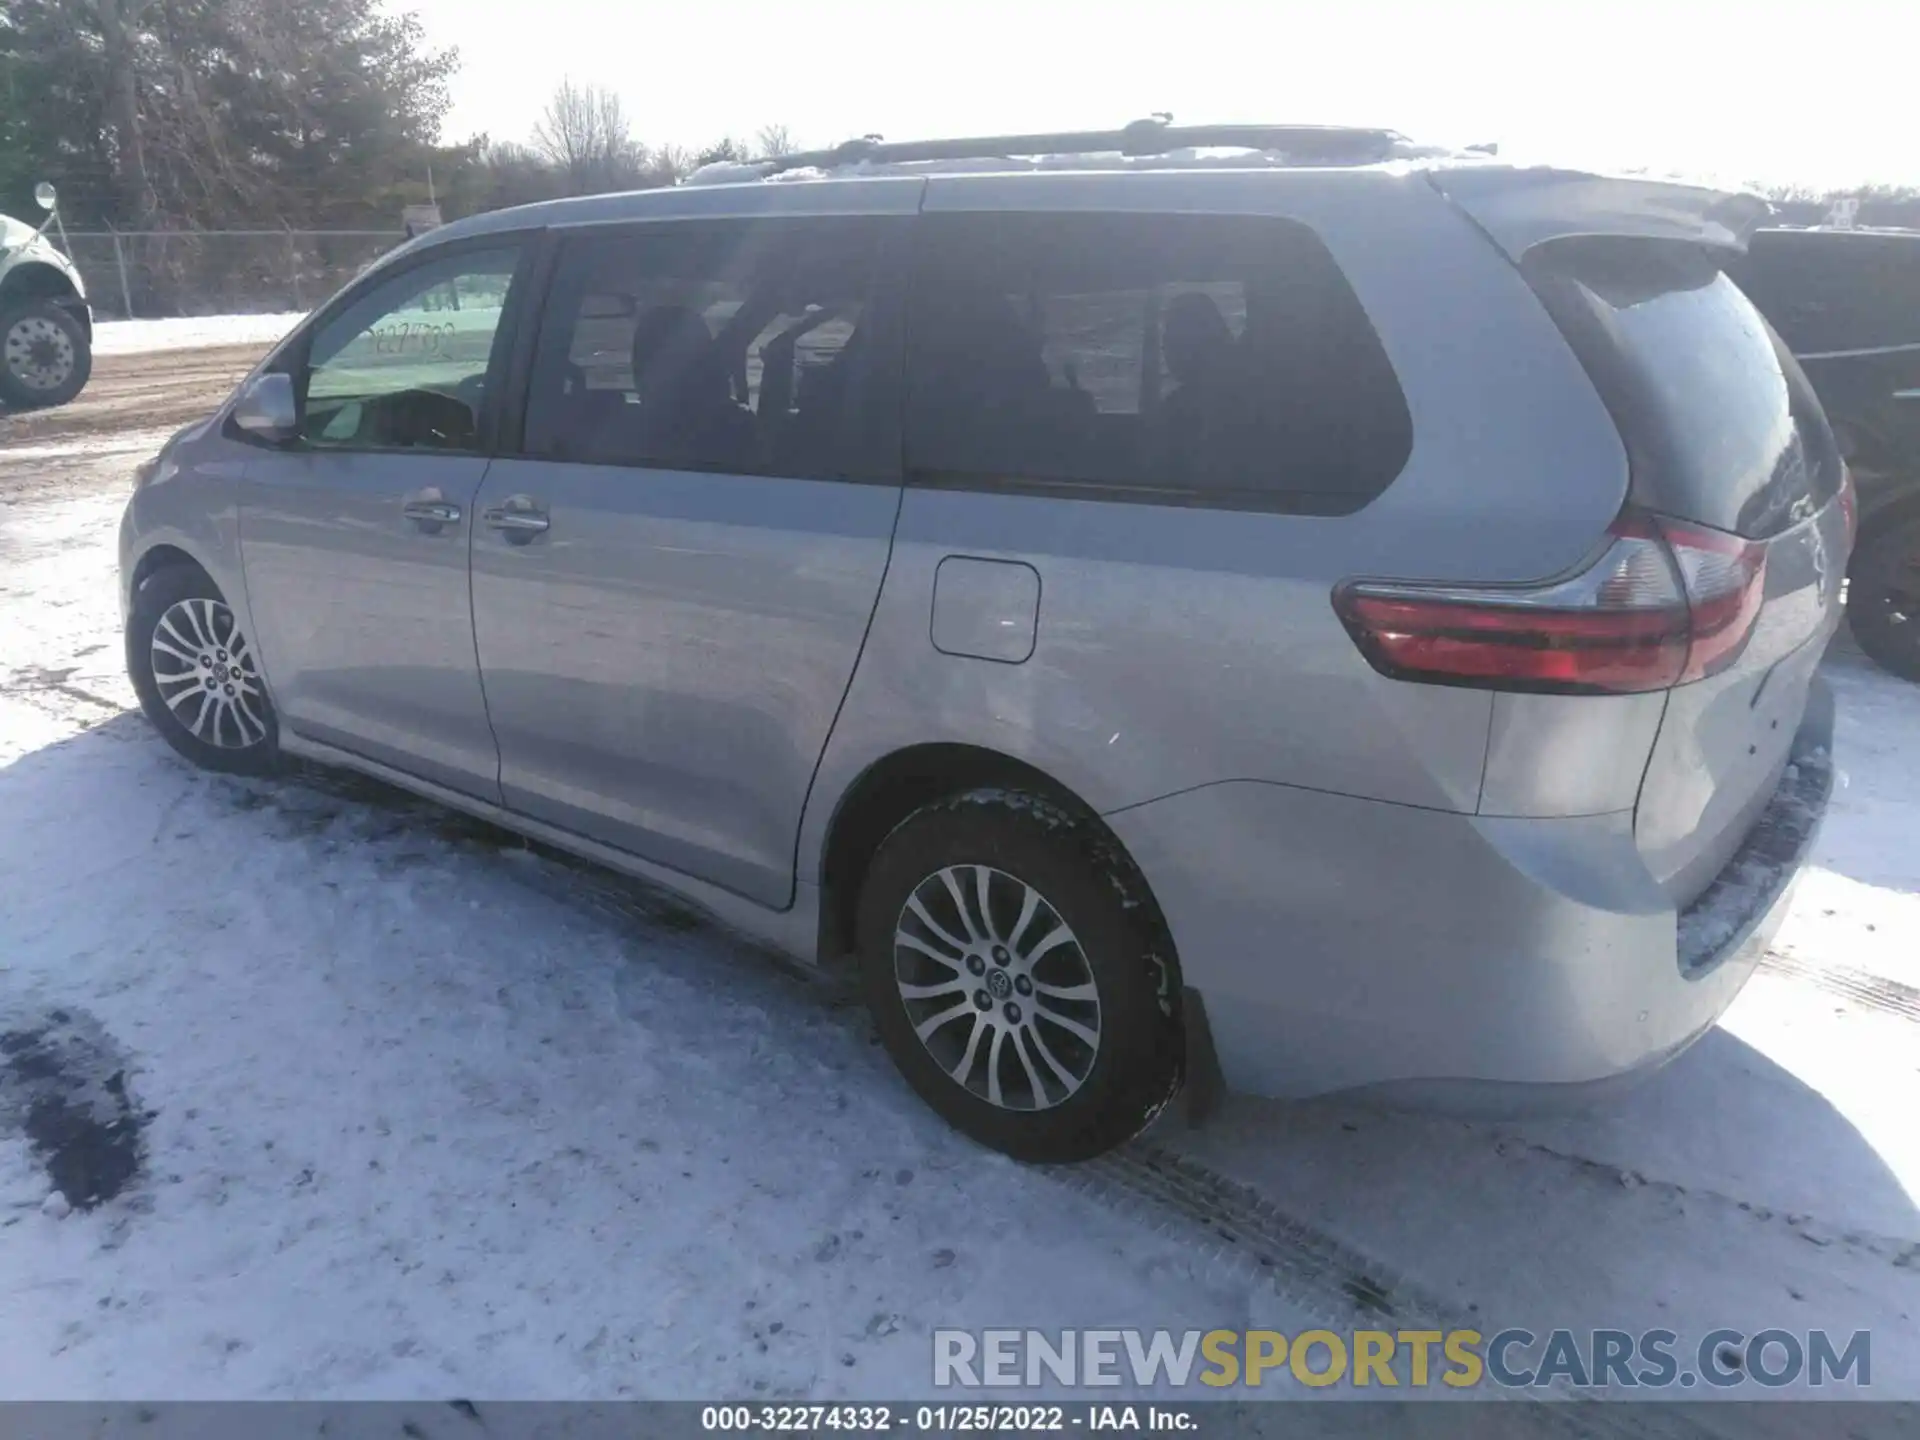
xmin=261 ymin=779 xmax=1718 ymax=1428
xmin=1057 ymin=1147 xmax=1728 ymax=1434
xmin=498 ymin=841 xmax=1821 ymax=1429
xmin=1760 ymin=949 xmax=1920 ymax=1023
xmin=198 ymin=768 xmax=1497 ymax=1387
xmin=191 ymin=772 xmax=1808 ymax=1429
xmin=1074 ymin=1143 xmax=1459 ymax=1329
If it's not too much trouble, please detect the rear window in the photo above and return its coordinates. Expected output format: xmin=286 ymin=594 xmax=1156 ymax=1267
xmin=906 ymin=212 xmax=1412 ymax=513
xmin=1526 ymin=239 xmax=1841 ymax=539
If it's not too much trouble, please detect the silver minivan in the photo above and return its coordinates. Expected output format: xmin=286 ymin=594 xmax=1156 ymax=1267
xmin=119 ymin=124 xmax=1849 ymax=1161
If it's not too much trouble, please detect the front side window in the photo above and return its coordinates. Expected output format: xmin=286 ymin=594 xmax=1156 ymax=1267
xmin=300 ymin=244 xmax=523 ymax=451
xmin=906 ymin=212 xmax=1412 ymax=512
xmin=523 ymin=218 xmax=902 ymax=480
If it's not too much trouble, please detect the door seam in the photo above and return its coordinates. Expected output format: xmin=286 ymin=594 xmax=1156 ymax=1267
xmin=784 ymin=483 xmax=908 ymax=911
xmin=465 ymin=460 xmax=507 ymax=806
xmin=782 ymin=188 xmax=923 ymax=913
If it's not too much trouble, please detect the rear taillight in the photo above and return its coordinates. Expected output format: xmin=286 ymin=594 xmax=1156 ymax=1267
xmin=1333 ymin=511 xmax=1767 ymax=695
xmin=1658 ymin=517 xmax=1767 ymax=683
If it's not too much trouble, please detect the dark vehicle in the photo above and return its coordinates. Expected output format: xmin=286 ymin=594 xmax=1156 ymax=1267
xmin=1729 ymin=227 xmax=1920 ymax=681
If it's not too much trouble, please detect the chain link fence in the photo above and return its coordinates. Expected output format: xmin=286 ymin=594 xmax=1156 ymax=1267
xmin=61 ymin=230 xmax=407 ymax=321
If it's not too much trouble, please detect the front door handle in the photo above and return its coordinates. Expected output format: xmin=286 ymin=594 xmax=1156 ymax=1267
xmin=483 ymin=498 xmax=551 ymax=540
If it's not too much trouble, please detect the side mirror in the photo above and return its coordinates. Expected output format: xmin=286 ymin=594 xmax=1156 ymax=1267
xmin=232 ymin=372 xmax=299 ymax=444
xmin=33 ymin=181 xmax=57 ymax=212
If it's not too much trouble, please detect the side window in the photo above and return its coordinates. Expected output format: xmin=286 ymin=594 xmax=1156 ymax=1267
xmin=300 ymin=244 xmax=523 ymax=452
xmin=523 ymin=218 xmax=902 ymax=480
xmin=906 ymin=213 xmax=1412 ymax=512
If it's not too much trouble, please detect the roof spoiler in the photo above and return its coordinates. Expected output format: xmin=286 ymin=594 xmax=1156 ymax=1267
xmin=1427 ymin=166 xmax=1772 ymax=261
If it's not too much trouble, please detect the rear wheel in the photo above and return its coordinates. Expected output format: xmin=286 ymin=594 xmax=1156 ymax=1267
xmin=856 ymin=789 xmax=1181 ymax=1162
xmin=1850 ymin=509 xmax=1920 ymax=684
xmin=127 ymin=565 xmax=279 ymax=775
xmin=0 ymin=299 xmax=91 ymax=409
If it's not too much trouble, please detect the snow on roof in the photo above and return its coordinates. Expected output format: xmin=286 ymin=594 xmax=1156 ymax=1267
xmin=684 ymin=136 xmax=1483 ymax=188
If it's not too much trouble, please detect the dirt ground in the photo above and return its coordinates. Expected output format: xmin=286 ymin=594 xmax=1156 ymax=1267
xmin=0 ymin=342 xmax=270 ymax=449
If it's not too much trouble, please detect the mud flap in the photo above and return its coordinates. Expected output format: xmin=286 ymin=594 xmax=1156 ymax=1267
xmin=1178 ymin=986 xmax=1227 ymax=1128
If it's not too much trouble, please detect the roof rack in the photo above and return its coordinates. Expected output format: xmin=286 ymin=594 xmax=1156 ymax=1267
xmin=759 ymin=118 xmax=1412 ymax=176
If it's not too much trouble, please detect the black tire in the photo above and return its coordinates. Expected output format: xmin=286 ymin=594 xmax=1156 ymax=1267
xmin=127 ymin=565 xmax=280 ymax=775
xmin=1849 ymin=509 xmax=1920 ymax=684
xmin=856 ymin=788 xmax=1182 ymax=1163
xmin=0 ymin=298 xmax=92 ymax=409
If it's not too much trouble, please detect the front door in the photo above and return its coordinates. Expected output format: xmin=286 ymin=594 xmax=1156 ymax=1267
xmin=239 ymin=241 xmax=528 ymax=798
xmin=471 ymin=215 xmax=910 ymax=906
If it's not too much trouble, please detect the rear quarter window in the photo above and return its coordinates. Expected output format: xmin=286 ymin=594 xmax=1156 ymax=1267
xmin=1525 ymin=239 xmax=1842 ymax=539
xmin=905 ymin=212 xmax=1413 ymax=513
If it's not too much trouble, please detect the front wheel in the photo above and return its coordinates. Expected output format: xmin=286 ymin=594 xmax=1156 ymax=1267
xmin=856 ymin=789 xmax=1182 ymax=1162
xmin=0 ymin=299 xmax=91 ymax=409
xmin=127 ymin=565 xmax=279 ymax=775
xmin=1849 ymin=509 xmax=1920 ymax=684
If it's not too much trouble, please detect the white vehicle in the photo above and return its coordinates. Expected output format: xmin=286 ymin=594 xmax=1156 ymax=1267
xmin=0 ymin=182 xmax=92 ymax=409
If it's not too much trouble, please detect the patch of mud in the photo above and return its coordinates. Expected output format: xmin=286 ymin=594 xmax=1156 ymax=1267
xmin=2 ymin=662 xmax=124 ymax=714
xmin=0 ymin=342 xmax=268 ymax=452
xmin=213 ymin=764 xmax=526 ymax=853
xmin=0 ymin=1006 xmax=145 ymax=1209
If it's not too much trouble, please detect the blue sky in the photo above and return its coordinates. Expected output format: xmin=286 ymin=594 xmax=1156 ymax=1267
xmin=406 ymin=0 xmax=1917 ymax=189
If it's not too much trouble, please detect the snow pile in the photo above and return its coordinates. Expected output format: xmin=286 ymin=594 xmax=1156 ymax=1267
xmin=92 ymin=313 xmax=306 ymax=357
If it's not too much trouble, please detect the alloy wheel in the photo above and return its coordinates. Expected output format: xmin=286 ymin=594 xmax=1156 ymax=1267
xmin=892 ymin=864 xmax=1103 ymax=1112
xmin=148 ymin=597 xmax=270 ymax=749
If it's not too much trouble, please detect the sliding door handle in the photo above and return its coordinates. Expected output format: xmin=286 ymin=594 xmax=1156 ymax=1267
xmin=402 ymin=499 xmax=463 ymax=527
xmin=483 ymin=501 xmax=550 ymax=538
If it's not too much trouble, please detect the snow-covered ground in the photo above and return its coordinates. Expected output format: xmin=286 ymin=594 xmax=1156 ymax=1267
xmin=0 ymin=431 xmax=1916 ymax=1412
xmin=92 ymin=313 xmax=306 ymax=357
xmin=0 ymin=445 xmax=1329 ymax=1403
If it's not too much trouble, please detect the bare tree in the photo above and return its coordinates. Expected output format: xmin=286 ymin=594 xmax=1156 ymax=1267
xmin=650 ymin=144 xmax=693 ymax=184
xmin=755 ymin=123 xmax=797 ymax=159
xmin=532 ymin=79 xmax=647 ymax=195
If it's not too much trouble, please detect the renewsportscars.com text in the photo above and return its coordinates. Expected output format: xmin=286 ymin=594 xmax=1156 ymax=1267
xmin=933 ymin=1327 xmax=1871 ymax=1391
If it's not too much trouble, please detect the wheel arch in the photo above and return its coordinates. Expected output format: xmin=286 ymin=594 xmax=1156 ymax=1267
xmin=130 ymin=542 xmax=211 ymax=594
xmin=0 ymin=261 xmax=89 ymax=337
xmin=1852 ymin=480 xmax=1920 ymax=568
xmin=813 ymin=741 xmax=1180 ymax=984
